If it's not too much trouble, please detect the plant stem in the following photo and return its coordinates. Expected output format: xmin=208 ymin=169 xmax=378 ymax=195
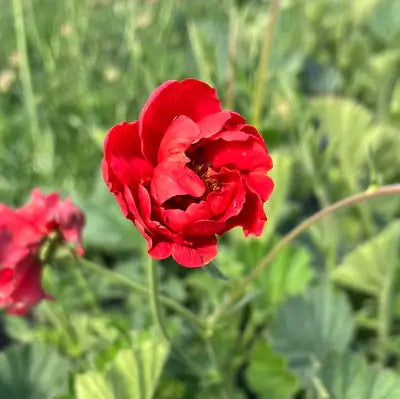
xmin=212 ymin=184 xmax=400 ymax=323
xmin=12 ymin=0 xmax=39 ymax=142
xmin=78 ymin=257 xmax=202 ymax=328
xmin=225 ymin=6 xmax=239 ymax=109
xmin=377 ymin=257 xmax=395 ymax=363
xmin=147 ymin=257 xmax=169 ymax=341
xmin=251 ymin=0 xmax=280 ymax=127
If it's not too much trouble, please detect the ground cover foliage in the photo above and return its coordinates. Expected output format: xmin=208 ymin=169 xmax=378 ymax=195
xmin=0 ymin=0 xmax=400 ymax=397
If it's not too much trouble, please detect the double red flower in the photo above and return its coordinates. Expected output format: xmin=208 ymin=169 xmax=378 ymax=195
xmin=0 ymin=190 xmax=84 ymax=315
xmin=103 ymin=79 xmax=273 ymax=267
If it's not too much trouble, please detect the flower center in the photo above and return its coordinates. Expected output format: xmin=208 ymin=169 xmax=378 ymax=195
xmin=189 ymin=161 xmax=221 ymax=192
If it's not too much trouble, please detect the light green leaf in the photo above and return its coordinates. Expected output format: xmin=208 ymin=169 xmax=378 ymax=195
xmin=271 ymin=284 xmax=355 ymax=387
xmin=75 ymin=332 xmax=169 ymax=399
xmin=0 ymin=343 xmax=70 ymax=399
xmin=320 ymin=352 xmax=400 ymax=399
xmin=246 ymin=341 xmax=298 ymax=399
xmin=260 ymin=246 xmax=313 ymax=310
xmin=368 ymin=0 xmax=400 ymax=42
xmin=331 ymin=221 xmax=400 ymax=296
xmin=263 ymin=151 xmax=293 ymax=241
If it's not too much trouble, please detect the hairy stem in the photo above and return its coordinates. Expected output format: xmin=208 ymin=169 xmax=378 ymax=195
xmin=213 ymin=184 xmax=400 ymax=322
xmin=79 ymin=257 xmax=202 ymax=328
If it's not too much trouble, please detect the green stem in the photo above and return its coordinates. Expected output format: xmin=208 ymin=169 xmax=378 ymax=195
xmin=78 ymin=257 xmax=202 ymax=328
xmin=147 ymin=258 xmax=169 ymax=341
xmin=377 ymin=258 xmax=395 ymax=363
xmin=12 ymin=0 xmax=39 ymax=141
xmin=204 ymin=336 xmax=230 ymax=399
xmin=251 ymin=0 xmax=280 ymax=127
xmin=211 ymin=184 xmax=400 ymax=323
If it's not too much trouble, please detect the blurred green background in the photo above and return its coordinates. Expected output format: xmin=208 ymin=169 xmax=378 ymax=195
xmin=1 ymin=0 xmax=400 ymax=398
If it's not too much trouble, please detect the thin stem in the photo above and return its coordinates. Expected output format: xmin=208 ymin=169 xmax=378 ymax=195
xmin=212 ymin=184 xmax=400 ymax=322
xmin=79 ymin=257 xmax=202 ymax=328
xmin=251 ymin=0 xmax=280 ymax=127
xmin=12 ymin=0 xmax=40 ymax=141
xmin=204 ymin=336 xmax=230 ymax=399
xmin=148 ymin=257 xmax=169 ymax=341
xmin=70 ymin=253 xmax=100 ymax=311
xmin=225 ymin=6 xmax=239 ymax=109
xmin=377 ymin=257 xmax=395 ymax=363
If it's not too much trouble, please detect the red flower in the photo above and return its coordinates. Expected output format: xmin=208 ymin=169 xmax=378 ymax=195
xmin=103 ymin=79 xmax=273 ymax=267
xmin=0 ymin=190 xmax=85 ymax=315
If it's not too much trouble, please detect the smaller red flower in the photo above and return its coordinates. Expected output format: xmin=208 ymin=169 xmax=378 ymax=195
xmin=0 ymin=190 xmax=85 ymax=315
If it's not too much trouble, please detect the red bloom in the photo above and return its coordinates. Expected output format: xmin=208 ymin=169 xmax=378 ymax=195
xmin=103 ymin=79 xmax=273 ymax=267
xmin=0 ymin=190 xmax=85 ymax=315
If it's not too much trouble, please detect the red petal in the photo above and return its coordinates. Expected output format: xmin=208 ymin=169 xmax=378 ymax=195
xmin=104 ymin=122 xmax=153 ymax=186
xmin=161 ymin=209 xmax=189 ymax=233
xmin=207 ymin=169 xmax=246 ymax=222
xmin=4 ymin=257 xmax=48 ymax=315
xmin=158 ymin=116 xmax=200 ymax=164
xmin=148 ymin=241 xmax=172 ymax=259
xmin=196 ymin=111 xmax=232 ymax=140
xmin=246 ymin=173 xmax=274 ymax=202
xmin=151 ymin=162 xmax=205 ymax=204
xmin=171 ymin=237 xmax=218 ymax=268
xmin=140 ymin=79 xmax=221 ymax=164
xmin=226 ymin=191 xmax=267 ymax=237
xmin=204 ymin=139 xmax=272 ymax=172
xmin=184 ymin=220 xmax=226 ymax=236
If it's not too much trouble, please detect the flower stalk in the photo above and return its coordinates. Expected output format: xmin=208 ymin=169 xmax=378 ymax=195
xmin=212 ymin=183 xmax=400 ymax=323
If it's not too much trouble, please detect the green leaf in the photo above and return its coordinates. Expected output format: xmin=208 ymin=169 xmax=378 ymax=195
xmin=331 ymin=221 xmax=400 ymax=296
xmin=246 ymin=341 xmax=298 ymax=399
xmin=368 ymin=0 xmax=400 ymax=42
xmin=262 ymin=151 xmax=293 ymax=242
xmin=271 ymin=283 xmax=355 ymax=387
xmin=320 ymin=352 xmax=400 ymax=399
xmin=261 ymin=246 xmax=314 ymax=310
xmin=75 ymin=332 xmax=169 ymax=399
xmin=0 ymin=343 xmax=70 ymax=399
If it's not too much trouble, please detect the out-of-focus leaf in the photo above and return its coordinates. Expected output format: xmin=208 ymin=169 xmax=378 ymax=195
xmin=320 ymin=352 xmax=400 ymax=399
xmin=262 ymin=151 xmax=293 ymax=241
xmin=271 ymin=283 xmax=355 ymax=387
xmin=0 ymin=343 xmax=70 ymax=399
xmin=74 ymin=173 xmax=141 ymax=252
xmin=75 ymin=332 xmax=169 ymax=399
xmin=261 ymin=246 xmax=313 ymax=310
xmin=331 ymin=221 xmax=400 ymax=296
xmin=246 ymin=341 xmax=298 ymax=399
xmin=368 ymin=0 xmax=400 ymax=42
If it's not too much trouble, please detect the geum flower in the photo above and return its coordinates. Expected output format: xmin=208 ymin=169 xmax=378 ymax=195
xmin=0 ymin=190 xmax=84 ymax=315
xmin=103 ymin=79 xmax=273 ymax=267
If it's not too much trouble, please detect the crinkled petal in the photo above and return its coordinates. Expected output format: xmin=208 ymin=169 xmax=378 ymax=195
xmin=204 ymin=139 xmax=272 ymax=172
xmin=226 ymin=191 xmax=267 ymax=237
xmin=140 ymin=79 xmax=221 ymax=164
xmin=151 ymin=162 xmax=205 ymax=204
xmin=158 ymin=116 xmax=200 ymax=164
xmin=245 ymin=173 xmax=274 ymax=202
xmin=171 ymin=237 xmax=218 ymax=268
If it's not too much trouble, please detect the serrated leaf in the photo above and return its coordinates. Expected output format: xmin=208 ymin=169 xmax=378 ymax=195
xmin=0 ymin=343 xmax=70 ymax=399
xmin=246 ymin=341 xmax=298 ymax=399
xmin=271 ymin=284 xmax=355 ymax=387
xmin=331 ymin=221 xmax=400 ymax=296
xmin=320 ymin=352 xmax=400 ymax=399
xmin=75 ymin=332 xmax=169 ymax=399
